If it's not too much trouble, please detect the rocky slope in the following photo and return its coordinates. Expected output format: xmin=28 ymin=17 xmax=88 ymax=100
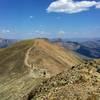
xmin=24 ymin=59 xmax=100 ymax=100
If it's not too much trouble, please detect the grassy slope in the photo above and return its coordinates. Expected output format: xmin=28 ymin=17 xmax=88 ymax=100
xmin=0 ymin=40 xmax=39 ymax=100
xmin=0 ymin=40 xmax=35 ymax=75
xmin=28 ymin=39 xmax=83 ymax=75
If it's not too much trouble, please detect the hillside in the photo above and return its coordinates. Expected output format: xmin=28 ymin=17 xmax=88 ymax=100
xmin=24 ymin=60 xmax=100 ymax=100
xmin=0 ymin=39 xmax=83 ymax=100
xmin=25 ymin=39 xmax=83 ymax=76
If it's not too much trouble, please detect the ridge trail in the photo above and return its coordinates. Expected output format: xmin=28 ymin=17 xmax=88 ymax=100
xmin=24 ymin=41 xmax=50 ymax=78
xmin=24 ymin=46 xmax=33 ymax=68
xmin=24 ymin=40 xmax=39 ymax=68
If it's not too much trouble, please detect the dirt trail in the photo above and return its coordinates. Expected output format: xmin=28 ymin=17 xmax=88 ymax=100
xmin=24 ymin=40 xmax=38 ymax=68
xmin=24 ymin=46 xmax=33 ymax=68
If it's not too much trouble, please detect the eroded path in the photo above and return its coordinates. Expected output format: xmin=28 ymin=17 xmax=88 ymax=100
xmin=24 ymin=46 xmax=33 ymax=68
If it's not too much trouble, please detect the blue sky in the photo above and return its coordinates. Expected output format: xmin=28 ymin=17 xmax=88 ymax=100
xmin=0 ymin=0 xmax=100 ymax=39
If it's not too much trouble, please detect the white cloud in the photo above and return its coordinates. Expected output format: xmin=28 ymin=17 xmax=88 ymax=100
xmin=6 ymin=30 xmax=10 ymax=33
xmin=2 ymin=29 xmax=10 ymax=33
xmin=56 ymin=30 xmax=65 ymax=37
xmin=96 ymin=2 xmax=100 ymax=8
xmin=34 ymin=30 xmax=50 ymax=37
xmin=47 ymin=0 xmax=99 ymax=14
xmin=58 ymin=30 xmax=65 ymax=35
xmin=29 ymin=16 xmax=34 ymax=19
xmin=35 ymin=30 xmax=45 ymax=35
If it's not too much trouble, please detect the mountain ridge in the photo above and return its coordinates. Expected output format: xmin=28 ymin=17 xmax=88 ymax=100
xmin=0 ymin=38 xmax=84 ymax=100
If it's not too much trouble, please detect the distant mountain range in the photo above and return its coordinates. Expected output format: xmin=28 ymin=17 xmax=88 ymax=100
xmin=51 ymin=38 xmax=100 ymax=58
xmin=0 ymin=38 xmax=17 ymax=48
xmin=0 ymin=38 xmax=100 ymax=58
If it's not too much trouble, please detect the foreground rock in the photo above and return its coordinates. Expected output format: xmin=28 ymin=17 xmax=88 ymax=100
xmin=24 ymin=60 xmax=100 ymax=100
